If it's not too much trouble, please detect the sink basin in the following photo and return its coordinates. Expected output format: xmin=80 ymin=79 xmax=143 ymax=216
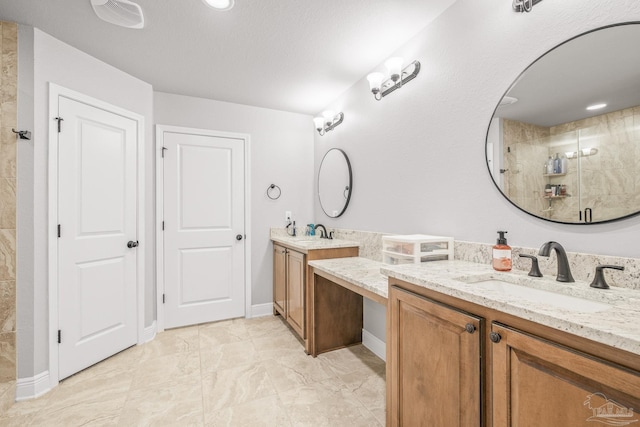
xmin=470 ymin=279 xmax=611 ymax=313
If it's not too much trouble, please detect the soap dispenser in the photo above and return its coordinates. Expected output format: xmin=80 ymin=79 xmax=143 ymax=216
xmin=492 ymin=231 xmax=512 ymax=272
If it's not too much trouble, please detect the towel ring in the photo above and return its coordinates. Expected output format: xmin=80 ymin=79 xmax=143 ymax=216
xmin=267 ymin=184 xmax=281 ymax=200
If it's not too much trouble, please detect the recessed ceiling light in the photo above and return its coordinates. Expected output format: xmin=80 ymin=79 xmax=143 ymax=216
xmin=202 ymin=0 xmax=234 ymax=11
xmin=586 ymin=103 xmax=607 ymax=111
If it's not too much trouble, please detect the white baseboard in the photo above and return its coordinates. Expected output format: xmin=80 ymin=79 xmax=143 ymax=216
xmin=362 ymin=329 xmax=386 ymax=362
xmin=15 ymin=371 xmax=51 ymax=401
xmin=140 ymin=321 xmax=157 ymax=344
xmin=250 ymin=303 xmax=273 ymax=318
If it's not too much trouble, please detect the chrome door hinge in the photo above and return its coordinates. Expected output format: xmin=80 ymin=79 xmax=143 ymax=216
xmin=57 ymin=224 xmax=61 ymax=238
xmin=162 ymin=294 xmax=165 ymax=304
xmin=162 ymin=221 xmax=165 ymax=231
xmin=57 ymin=330 xmax=61 ymax=344
xmin=54 ymin=117 xmax=64 ymax=133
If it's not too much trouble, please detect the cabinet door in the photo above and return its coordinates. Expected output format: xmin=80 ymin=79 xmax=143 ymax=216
xmin=491 ymin=323 xmax=640 ymax=427
xmin=388 ymin=286 xmax=482 ymax=427
xmin=286 ymin=249 xmax=305 ymax=338
xmin=273 ymin=244 xmax=287 ymax=317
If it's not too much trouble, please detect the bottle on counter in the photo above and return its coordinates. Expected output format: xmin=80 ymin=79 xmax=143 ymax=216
xmin=492 ymin=231 xmax=512 ymax=272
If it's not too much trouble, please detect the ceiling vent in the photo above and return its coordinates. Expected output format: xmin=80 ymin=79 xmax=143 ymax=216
xmin=90 ymin=0 xmax=145 ymax=29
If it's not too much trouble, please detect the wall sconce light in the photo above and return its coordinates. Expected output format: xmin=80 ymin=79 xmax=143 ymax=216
xmin=366 ymin=57 xmax=421 ymax=101
xmin=513 ymin=0 xmax=542 ymax=12
xmin=313 ymin=110 xmax=344 ymax=136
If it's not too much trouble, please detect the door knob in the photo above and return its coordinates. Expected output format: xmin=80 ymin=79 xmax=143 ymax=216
xmin=236 ymin=234 xmax=243 ymax=241
xmin=127 ymin=240 xmax=139 ymax=248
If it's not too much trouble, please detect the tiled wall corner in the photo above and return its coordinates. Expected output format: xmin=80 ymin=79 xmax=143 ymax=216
xmin=0 ymin=20 xmax=18 ymax=383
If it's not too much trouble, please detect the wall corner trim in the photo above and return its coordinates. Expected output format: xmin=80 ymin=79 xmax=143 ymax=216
xmin=140 ymin=321 xmax=157 ymax=344
xmin=362 ymin=328 xmax=386 ymax=362
xmin=15 ymin=371 xmax=51 ymax=402
xmin=250 ymin=303 xmax=274 ymax=318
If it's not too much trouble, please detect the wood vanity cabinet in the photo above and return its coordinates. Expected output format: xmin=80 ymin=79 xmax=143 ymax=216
xmin=388 ymin=278 xmax=640 ymax=427
xmin=272 ymin=244 xmax=287 ymax=316
xmin=285 ymin=249 xmax=305 ymax=336
xmin=272 ymin=243 xmax=304 ymax=337
xmin=272 ymin=242 xmax=358 ymax=342
xmin=387 ymin=285 xmax=482 ymax=427
xmin=491 ymin=323 xmax=640 ymax=427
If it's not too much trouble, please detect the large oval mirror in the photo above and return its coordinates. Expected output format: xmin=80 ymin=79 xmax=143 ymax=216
xmin=486 ymin=23 xmax=640 ymax=224
xmin=318 ymin=148 xmax=352 ymax=218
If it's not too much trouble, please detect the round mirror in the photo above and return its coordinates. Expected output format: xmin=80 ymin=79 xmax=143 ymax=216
xmin=486 ymin=23 xmax=640 ymax=224
xmin=318 ymin=148 xmax=352 ymax=218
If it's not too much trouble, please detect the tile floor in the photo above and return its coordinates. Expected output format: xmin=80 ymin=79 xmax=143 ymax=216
xmin=0 ymin=316 xmax=386 ymax=426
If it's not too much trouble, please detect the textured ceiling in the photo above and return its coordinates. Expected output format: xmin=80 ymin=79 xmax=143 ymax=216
xmin=0 ymin=0 xmax=457 ymax=115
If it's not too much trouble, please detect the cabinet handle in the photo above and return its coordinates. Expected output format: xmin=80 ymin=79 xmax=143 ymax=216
xmin=489 ymin=332 xmax=502 ymax=343
xmin=465 ymin=323 xmax=476 ymax=334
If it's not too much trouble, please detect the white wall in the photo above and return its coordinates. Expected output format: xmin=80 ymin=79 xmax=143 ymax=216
xmin=313 ymin=0 xmax=640 ymax=342
xmin=154 ymin=92 xmax=315 ymax=308
xmin=17 ymin=28 xmax=154 ymax=379
xmin=315 ymin=0 xmax=640 ymax=256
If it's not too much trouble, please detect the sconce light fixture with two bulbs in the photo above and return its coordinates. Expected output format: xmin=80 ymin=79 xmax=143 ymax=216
xmin=313 ymin=110 xmax=344 ymax=136
xmin=366 ymin=57 xmax=421 ymax=101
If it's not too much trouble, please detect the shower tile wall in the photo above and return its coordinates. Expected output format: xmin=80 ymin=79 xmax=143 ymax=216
xmin=0 ymin=21 xmax=17 ymax=382
xmin=550 ymin=106 xmax=640 ymax=222
xmin=503 ymin=106 xmax=640 ymax=223
xmin=502 ymin=119 xmax=549 ymax=216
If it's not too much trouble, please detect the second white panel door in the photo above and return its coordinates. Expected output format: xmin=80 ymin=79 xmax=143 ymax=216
xmin=162 ymin=129 xmax=245 ymax=329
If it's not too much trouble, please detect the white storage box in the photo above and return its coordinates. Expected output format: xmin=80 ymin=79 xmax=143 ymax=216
xmin=382 ymin=234 xmax=454 ymax=265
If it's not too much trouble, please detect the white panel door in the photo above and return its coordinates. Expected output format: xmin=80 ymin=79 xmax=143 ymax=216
xmin=57 ymin=96 xmax=138 ymax=380
xmin=162 ymin=130 xmax=245 ymax=328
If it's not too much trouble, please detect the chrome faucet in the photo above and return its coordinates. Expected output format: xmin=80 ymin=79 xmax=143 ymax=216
xmin=314 ymin=224 xmax=330 ymax=239
xmin=538 ymin=241 xmax=574 ymax=282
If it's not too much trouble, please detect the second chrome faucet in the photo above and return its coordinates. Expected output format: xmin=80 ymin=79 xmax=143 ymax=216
xmin=314 ymin=224 xmax=330 ymax=239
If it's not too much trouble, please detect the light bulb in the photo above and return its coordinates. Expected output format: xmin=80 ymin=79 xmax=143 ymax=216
xmin=323 ymin=111 xmax=335 ymax=126
xmin=313 ymin=117 xmax=324 ymax=130
xmin=367 ymin=72 xmax=384 ymax=92
xmin=385 ymin=57 xmax=404 ymax=82
xmin=202 ymin=0 xmax=235 ymax=11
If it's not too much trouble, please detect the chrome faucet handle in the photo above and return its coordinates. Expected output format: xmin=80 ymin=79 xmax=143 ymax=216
xmin=589 ymin=265 xmax=624 ymax=290
xmin=519 ymin=254 xmax=543 ymax=277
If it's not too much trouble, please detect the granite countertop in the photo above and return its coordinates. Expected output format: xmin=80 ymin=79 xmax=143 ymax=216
xmin=271 ymin=235 xmax=360 ymax=252
xmin=382 ymin=260 xmax=640 ymax=356
xmin=308 ymin=257 xmax=389 ymax=300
